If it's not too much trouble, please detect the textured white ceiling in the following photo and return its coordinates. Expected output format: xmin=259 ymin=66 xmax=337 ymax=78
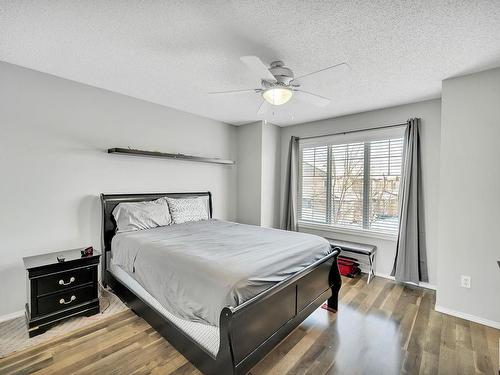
xmin=1 ymin=1 xmax=500 ymax=126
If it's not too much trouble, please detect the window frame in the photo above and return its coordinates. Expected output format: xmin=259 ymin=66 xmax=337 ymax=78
xmin=297 ymin=131 xmax=404 ymax=241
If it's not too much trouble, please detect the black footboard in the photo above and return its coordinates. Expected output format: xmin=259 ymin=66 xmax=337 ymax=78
xmin=226 ymin=248 xmax=341 ymax=374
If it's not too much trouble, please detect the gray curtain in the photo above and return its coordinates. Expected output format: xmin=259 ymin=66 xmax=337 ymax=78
xmin=282 ymin=136 xmax=299 ymax=231
xmin=391 ymin=118 xmax=428 ymax=283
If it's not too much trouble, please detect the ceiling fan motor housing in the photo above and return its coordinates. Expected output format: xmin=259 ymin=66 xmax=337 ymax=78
xmin=269 ymin=61 xmax=295 ymax=85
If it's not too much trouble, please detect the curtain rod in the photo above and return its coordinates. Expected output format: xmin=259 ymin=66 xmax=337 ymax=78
xmin=297 ymin=121 xmax=408 ymax=141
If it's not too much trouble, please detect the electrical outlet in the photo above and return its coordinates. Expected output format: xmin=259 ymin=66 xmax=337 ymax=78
xmin=461 ymin=275 xmax=471 ymax=288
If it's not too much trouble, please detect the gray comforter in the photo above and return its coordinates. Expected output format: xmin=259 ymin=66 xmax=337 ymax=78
xmin=111 ymin=219 xmax=331 ymax=326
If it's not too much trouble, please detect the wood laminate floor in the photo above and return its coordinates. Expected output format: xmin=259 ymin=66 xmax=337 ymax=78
xmin=1 ymin=275 xmax=498 ymax=374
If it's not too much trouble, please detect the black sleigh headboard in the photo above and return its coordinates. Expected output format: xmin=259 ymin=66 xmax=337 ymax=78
xmin=100 ymin=192 xmax=212 ymax=285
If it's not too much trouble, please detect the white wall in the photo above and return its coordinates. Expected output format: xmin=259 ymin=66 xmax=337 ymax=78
xmin=261 ymin=122 xmax=281 ymax=228
xmin=0 ymin=62 xmax=237 ymax=316
xmin=236 ymin=121 xmax=281 ymax=228
xmin=236 ymin=122 xmax=262 ymax=225
xmin=279 ymin=99 xmax=442 ymax=285
xmin=436 ymin=67 xmax=500 ymax=327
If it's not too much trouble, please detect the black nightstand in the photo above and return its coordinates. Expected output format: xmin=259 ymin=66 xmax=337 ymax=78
xmin=23 ymin=248 xmax=101 ymax=337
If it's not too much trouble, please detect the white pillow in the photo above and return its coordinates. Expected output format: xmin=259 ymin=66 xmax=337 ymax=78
xmin=112 ymin=198 xmax=171 ymax=232
xmin=166 ymin=197 xmax=209 ymax=224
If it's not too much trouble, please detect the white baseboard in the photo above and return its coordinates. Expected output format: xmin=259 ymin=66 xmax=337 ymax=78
xmin=373 ymin=273 xmax=499 ymax=329
xmin=0 ymin=309 xmax=24 ymax=324
xmin=434 ymin=305 xmax=500 ymax=329
xmin=374 ymin=272 xmax=437 ymax=290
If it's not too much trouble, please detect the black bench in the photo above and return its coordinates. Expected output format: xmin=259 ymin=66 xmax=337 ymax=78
xmin=326 ymin=239 xmax=377 ymax=283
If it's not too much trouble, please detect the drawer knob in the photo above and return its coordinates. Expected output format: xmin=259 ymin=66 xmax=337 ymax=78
xmin=59 ymin=295 xmax=76 ymax=305
xmin=59 ymin=276 xmax=76 ymax=286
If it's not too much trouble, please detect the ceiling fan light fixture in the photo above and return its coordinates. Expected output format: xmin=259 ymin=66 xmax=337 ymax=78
xmin=262 ymin=87 xmax=293 ymax=106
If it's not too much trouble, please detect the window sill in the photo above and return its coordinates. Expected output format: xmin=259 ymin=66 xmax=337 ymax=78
xmin=298 ymin=222 xmax=398 ymax=242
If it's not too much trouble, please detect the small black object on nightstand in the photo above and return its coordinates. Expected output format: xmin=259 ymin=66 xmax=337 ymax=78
xmin=81 ymin=246 xmax=94 ymax=257
xmin=23 ymin=247 xmax=101 ymax=337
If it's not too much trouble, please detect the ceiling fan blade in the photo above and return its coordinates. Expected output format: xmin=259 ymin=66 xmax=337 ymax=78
xmin=292 ymin=62 xmax=349 ymax=84
xmin=257 ymin=100 xmax=270 ymax=115
xmin=208 ymin=88 xmax=258 ymax=95
xmin=294 ymin=90 xmax=330 ymax=107
xmin=240 ymin=56 xmax=276 ymax=82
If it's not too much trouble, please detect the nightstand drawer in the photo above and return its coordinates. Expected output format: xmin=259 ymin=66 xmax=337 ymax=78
xmin=37 ymin=285 xmax=96 ymax=316
xmin=37 ymin=266 xmax=95 ymax=296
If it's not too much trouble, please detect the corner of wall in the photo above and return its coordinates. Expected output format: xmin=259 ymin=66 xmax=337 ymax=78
xmin=436 ymin=67 xmax=500 ymax=326
xmin=235 ymin=121 xmax=283 ymax=228
xmin=236 ymin=122 xmax=263 ymax=225
xmin=260 ymin=122 xmax=282 ymax=228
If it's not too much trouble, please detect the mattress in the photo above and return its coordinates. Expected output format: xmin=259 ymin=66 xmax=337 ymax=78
xmin=111 ymin=219 xmax=331 ymax=327
xmin=109 ymin=262 xmax=220 ymax=357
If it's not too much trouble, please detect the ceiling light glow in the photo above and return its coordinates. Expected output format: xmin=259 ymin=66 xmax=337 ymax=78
xmin=262 ymin=87 xmax=293 ymax=105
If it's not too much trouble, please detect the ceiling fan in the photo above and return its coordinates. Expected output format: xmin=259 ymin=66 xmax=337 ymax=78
xmin=209 ymin=56 xmax=349 ymax=115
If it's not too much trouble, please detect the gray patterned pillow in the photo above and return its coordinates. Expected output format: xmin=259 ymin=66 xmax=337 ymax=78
xmin=166 ymin=197 xmax=209 ymax=224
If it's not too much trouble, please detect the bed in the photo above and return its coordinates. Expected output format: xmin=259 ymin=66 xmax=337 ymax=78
xmin=101 ymin=192 xmax=341 ymax=375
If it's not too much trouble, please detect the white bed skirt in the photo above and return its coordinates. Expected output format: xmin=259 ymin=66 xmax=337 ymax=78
xmin=109 ymin=262 xmax=220 ymax=356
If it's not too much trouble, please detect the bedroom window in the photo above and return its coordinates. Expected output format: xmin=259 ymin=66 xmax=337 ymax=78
xmin=298 ymin=129 xmax=404 ymax=236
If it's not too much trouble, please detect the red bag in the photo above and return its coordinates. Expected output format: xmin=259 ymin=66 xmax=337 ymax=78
xmin=337 ymin=256 xmax=361 ymax=278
